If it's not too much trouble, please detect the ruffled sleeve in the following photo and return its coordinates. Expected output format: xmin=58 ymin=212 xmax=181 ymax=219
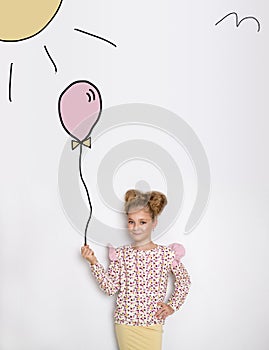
xmin=168 ymin=243 xmax=185 ymax=267
xmin=90 ymin=245 xmax=121 ymax=296
xmin=108 ymin=243 xmax=118 ymax=262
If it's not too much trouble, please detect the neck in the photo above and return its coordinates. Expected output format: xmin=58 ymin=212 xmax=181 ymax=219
xmin=131 ymin=240 xmax=154 ymax=249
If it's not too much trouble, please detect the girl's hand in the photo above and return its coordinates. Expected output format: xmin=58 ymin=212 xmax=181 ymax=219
xmin=155 ymin=302 xmax=174 ymax=320
xmin=81 ymin=245 xmax=98 ymax=265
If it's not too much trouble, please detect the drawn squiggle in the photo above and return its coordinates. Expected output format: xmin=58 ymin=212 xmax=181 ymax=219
xmin=215 ymin=12 xmax=261 ymax=32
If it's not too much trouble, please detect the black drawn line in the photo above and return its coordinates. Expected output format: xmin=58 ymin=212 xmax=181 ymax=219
xmin=86 ymin=93 xmax=91 ymax=102
xmin=215 ymin=12 xmax=261 ymax=32
xmin=74 ymin=28 xmax=117 ymax=47
xmin=44 ymin=45 xmax=58 ymax=73
xmin=86 ymin=88 xmax=96 ymax=102
xmin=78 ymin=143 xmax=93 ymax=246
xmin=9 ymin=63 xmax=13 ymax=102
xmin=89 ymin=88 xmax=95 ymax=100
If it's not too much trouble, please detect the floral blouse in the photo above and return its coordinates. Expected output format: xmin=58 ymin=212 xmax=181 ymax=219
xmin=90 ymin=243 xmax=191 ymax=326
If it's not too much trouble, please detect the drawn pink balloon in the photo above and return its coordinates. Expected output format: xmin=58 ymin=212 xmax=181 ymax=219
xmin=58 ymin=80 xmax=102 ymax=142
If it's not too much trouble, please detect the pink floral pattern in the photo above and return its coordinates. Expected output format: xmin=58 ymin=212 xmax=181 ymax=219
xmin=90 ymin=243 xmax=191 ymax=326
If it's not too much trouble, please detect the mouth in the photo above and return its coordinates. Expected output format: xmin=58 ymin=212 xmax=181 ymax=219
xmin=131 ymin=231 xmax=143 ymax=235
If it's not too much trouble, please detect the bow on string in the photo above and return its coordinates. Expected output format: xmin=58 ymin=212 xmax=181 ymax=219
xmin=71 ymin=137 xmax=91 ymax=150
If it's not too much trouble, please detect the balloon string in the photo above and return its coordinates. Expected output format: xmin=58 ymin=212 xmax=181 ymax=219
xmin=78 ymin=143 xmax=92 ymax=246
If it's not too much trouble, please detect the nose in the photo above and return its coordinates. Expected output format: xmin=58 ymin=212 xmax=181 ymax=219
xmin=132 ymin=222 xmax=141 ymax=230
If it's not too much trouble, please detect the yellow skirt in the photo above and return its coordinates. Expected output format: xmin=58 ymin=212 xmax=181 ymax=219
xmin=115 ymin=323 xmax=163 ymax=350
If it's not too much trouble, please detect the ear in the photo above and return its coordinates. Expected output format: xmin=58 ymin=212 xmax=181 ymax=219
xmin=153 ymin=217 xmax=158 ymax=229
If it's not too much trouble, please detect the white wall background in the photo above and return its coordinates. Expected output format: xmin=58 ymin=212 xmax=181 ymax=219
xmin=0 ymin=0 xmax=268 ymax=349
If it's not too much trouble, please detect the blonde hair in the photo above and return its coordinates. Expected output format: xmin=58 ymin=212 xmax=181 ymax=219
xmin=124 ymin=189 xmax=167 ymax=220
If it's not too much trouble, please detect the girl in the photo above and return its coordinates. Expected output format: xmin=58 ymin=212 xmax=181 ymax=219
xmin=81 ymin=189 xmax=191 ymax=350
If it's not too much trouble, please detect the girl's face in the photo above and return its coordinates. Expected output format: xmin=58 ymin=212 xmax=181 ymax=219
xmin=127 ymin=208 xmax=157 ymax=246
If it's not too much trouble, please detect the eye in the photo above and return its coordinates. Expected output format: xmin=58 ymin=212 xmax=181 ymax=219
xmin=141 ymin=221 xmax=147 ymax=225
xmin=128 ymin=220 xmax=134 ymax=224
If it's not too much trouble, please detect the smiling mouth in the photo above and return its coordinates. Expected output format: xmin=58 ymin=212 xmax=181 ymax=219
xmin=132 ymin=232 xmax=143 ymax=235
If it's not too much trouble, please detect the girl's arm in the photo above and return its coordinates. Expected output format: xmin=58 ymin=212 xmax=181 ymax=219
xmin=166 ymin=243 xmax=191 ymax=311
xmin=167 ymin=261 xmax=191 ymax=311
xmin=89 ymin=247 xmax=121 ymax=296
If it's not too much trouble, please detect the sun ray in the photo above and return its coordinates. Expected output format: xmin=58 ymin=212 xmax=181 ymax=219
xmin=44 ymin=45 xmax=58 ymax=73
xmin=9 ymin=62 xmax=13 ymax=102
xmin=74 ymin=28 xmax=117 ymax=47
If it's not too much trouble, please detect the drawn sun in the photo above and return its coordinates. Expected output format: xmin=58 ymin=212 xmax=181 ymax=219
xmin=0 ymin=0 xmax=63 ymax=42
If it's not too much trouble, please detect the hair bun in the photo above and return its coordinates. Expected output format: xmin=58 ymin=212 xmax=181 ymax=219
xmin=147 ymin=191 xmax=168 ymax=217
xmin=124 ymin=189 xmax=139 ymax=202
